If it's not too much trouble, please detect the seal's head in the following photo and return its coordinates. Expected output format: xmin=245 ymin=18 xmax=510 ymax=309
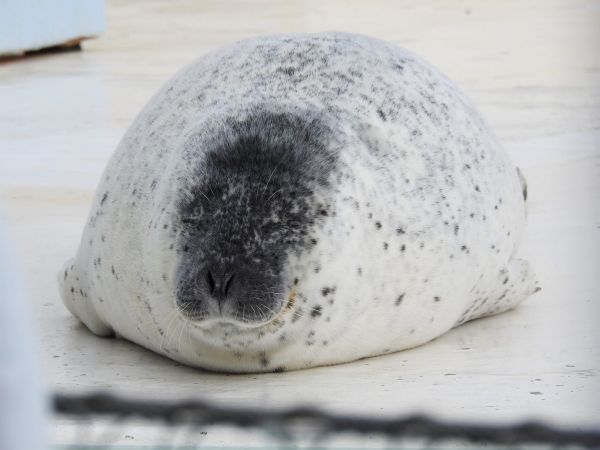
xmin=174 ymin=109 xmax=337 ymax=329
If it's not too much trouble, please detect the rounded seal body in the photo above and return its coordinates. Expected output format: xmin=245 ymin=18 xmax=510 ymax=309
xmin=59 ymin=32 xmax=538 ymax=373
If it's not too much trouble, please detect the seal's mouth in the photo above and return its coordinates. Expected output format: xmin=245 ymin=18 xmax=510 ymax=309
xmin=182 ymin=286 xmax=297 ymax=330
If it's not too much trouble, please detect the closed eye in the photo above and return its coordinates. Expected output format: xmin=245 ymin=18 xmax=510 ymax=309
xmin=181 ymin=216 xmax=202 ymax=225
xmin=282 ymin=219 xmax=302 ymax=228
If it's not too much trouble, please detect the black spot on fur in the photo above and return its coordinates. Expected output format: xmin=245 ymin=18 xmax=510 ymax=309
xmin=278 ymin=67 xmax=295 ymax=76
xmin=100 ymin=192 xmax=108 ymax=205
xmin=375 ymin=221 xmax=382 ymax=229
xmin=395 ymin=293 xmax=405 ymax=306
xmin=376 ymin=109 xmax=387 ymax=121
xmin=291 ymin=308 xmax=302 ymax=323
xmin=311 ymin=305 xmax=322 ymax=318
xmin=259 ymin=353 xmax=269 ymax=367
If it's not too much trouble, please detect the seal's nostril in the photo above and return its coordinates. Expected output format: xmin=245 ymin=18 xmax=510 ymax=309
xmin=204 ymin=267 xmax=235 ymax=299
xmin=224 ymin=273 xmax=235 ymax=296
xmin=206 ymin=269 xmax=216 ymax=294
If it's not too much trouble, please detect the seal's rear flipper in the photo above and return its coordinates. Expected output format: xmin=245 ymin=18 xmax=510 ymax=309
xmin=58 ymin=258 xmax=114 ymax=337
xmin=516 ymin=167 xmax=528 ymax=202
xmin=455 ymin=258 xmax=540 ymax=326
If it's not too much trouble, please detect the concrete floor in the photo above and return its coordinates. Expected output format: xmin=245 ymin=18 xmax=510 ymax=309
xmin=0 ymin=0 xmax=599 ymax=448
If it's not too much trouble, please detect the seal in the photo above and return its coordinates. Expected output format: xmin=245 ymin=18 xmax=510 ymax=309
xmin=59 ymin=32 xmax=539 ymax=373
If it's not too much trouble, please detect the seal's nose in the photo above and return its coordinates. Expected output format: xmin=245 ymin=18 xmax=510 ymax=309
xmin=177 ymin=262 xmax=283 ymax=323
xmin=204 ymin=267 xmax=235 ymax=300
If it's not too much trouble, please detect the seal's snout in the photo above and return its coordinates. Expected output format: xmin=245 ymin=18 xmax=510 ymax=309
xmin=177 ymin=261 xmax=284 ymax=326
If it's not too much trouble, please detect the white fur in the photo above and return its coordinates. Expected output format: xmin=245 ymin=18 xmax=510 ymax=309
xmin=59 ymin=32 xmax=538 ymax=373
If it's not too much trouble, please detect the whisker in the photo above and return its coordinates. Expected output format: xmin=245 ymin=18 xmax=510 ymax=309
xmin=266 ymin=187 xmax=284 ymax=202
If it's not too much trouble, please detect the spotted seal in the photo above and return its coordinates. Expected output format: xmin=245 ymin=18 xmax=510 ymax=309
xmin=59 ymin=32 xmax=539 ymax=373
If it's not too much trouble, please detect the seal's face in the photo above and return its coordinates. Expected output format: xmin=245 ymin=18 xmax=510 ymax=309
xmin=174 ymin=111 xmax=336 ymax=328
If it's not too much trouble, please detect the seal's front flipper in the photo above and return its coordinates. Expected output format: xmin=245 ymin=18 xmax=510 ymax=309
xmin=58 ymin=258 xmax=114 ymax=336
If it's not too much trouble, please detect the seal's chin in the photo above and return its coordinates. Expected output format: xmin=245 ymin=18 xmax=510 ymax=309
xmin=181 ymin=311 xmax=280 ymax=332
xmin=177 ymin=299 xmax=286 ymax=330
xmin=190 ymin=316 xmax=272 ymax=330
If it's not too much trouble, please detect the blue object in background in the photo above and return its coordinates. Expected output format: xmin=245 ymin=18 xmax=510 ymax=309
xmin=0 ymin=0 xmax=106 ymax=57
xmin=0 ymin=218 xmax=47 ymax=450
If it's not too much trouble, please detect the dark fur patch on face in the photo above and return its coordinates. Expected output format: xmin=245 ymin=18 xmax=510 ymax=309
xmin=175 ymin=108 xmax=338 ymax=325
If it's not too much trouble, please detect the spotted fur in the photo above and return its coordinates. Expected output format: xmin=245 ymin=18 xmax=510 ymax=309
xmin=58 ymin=32 xmax=539 ymax=373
